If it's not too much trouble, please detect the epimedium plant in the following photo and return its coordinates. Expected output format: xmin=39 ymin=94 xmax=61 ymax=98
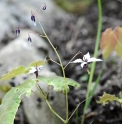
xmin=0 ymin=2 xmax=104 ymax=124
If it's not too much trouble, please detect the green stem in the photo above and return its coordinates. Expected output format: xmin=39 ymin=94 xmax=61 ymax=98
xmin=35 ymin=83 xmax=66 ymax=123
xmin=86 ymin=63 xmax=104 ymax=108
xmin=46 ymin=35 xmax=69 ymax=121
xmin=46 ymin=99 xmax=66 ymax=123
xmin=38 ymin=20 xmax=69 ymax=121
xmin=82 ymin=0 xmax=102 ymax=123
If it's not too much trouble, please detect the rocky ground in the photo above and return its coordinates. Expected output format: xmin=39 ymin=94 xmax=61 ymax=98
xmin=0 ymin=0 xmax=122 ymax=124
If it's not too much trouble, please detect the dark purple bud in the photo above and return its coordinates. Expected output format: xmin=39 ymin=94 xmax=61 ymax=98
xmin=31 ymin=14 xmax=36 ymax=26
xmin=16 ymin=29 xmax=20 ymax=36
xmin=31 ymin=15 xmax=35 ymax=22
xmin=28 ymin=36 xmax=32 ymax=42
xmin=43 ymin=6 xmax=46 ymax=10
xmin=42 ymin=3 xmax=46 ymax=10
xmin=31 ymin=15 xmax=33 ymax=21
xmin=28 ymin=36 xmax=32 ymax=45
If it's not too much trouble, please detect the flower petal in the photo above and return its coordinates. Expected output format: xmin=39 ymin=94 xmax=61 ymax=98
xmin=81 ymin=62 xmax=87 ymax=68
xmin=29 ymin=67 xmax=37 ymax=73
xmin=71 ymin=59 xmax=83 ymax=63
xmin=37 ymin=66 xmax=43 ymax=71
xmin=83 ymin=52 xmax=90 ymax=61
xmin=88 ymin=57 xmax=103 ymax=63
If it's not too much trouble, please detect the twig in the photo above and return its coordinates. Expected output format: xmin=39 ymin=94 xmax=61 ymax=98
xmin=64 ymin=51 xmax=83 ymax=69
xmin=47 ymin=57 xmax=61 ymax=66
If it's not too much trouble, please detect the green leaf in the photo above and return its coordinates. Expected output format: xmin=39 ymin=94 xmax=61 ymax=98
xmin=37 ymin=76 xmax=81 ymax=93
xmin=28 ymin=60 xmax=46 ymax=67
xmin=0 ymin=60 xmax=46 ymax=80
xmin=1 ymin=66 xmax=26 ymax=80
xmin=25 ymin=60 xmax=46 ymax=73
xmin=96 ymin=92 xmax=120 ymax=105
xmin=0 ymin=79 xmax=35 ymax=124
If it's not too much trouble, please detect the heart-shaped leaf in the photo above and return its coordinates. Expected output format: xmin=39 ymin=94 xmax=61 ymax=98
xmin=100 ymin=26 xmax=122 ymax=59
xmin=1 ymin=66 xmax=26 ymax=80
xmin=0 ymin=60 xmax=46 ymax=80
xmin=25 ymin=60 xmax=46 ymax=73
xmin=37 ymin=76 xmax=81 ymax=93
xmin=100 ymin=28 xmax=117 ymax=59
xmin=28 ymin=60 xmax=46 ymax=67
xmin=0 ymin=79 xmax=35 ymax=124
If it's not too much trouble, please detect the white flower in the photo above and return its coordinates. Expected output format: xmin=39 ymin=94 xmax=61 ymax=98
xmin=71 ymin=52 xmax=102 ymax=68
xmin=29 ymin=66 xmax=43 ymax=74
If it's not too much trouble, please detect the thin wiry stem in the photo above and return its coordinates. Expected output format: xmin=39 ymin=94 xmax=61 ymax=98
xmin=81 ymin=0 xmax=102 ymax=123
xmin=35 ymin=13 xmax=69 ymax=121
xmin=28 ymin=31 xmax=46 ymax=38
xmin=48 ymin=57 xmax=61 ymax=66
xmin=33 ymin=84 xmax=66 ymax=123
xmin=68 ymin=96 xmax=91 ymax=121
xmin=64 ymin=51 xmax=83 ymax=69
xmin=46 ymin=99 xmax=66 ymax=123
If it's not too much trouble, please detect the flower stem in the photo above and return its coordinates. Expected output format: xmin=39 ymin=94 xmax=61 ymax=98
xmin=35 ymin=83 xmax=66 ymax=123
xmin=81 ymin=0 xmax=102 ymax=123
xmin=37 ymin=18 xmax=69 ymax=121
xmin=46 ymin=99 xmax=66 ymax=123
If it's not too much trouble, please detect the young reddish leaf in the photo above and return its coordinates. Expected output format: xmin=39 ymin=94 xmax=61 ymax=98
xmin=100 ymin=28 xmax=117 ymax=60
xmin=96 ymin=92 xmax=119 ymax=106
xmin=114 ymin=27 xmax=122 ymax=58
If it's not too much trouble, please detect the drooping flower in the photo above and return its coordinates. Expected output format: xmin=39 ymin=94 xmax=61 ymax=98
xmin=71 ymin=52 xmax=103 ymax=68
xmin=16 ymin=28 xmax=20 ymax=36
xmin=29 ymin=66 xmax=43 ymax=78
xmin=42 ymin=3 xmax=46 ymax=10
xmin=31 ymin=13 xmax=36 ymax=26
xmin=28 ymin=36 xmax=32 ymax=45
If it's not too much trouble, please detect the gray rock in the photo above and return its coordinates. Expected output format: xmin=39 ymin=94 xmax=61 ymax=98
xmin=0 ymin=0 xmax=68 ymax=44
xmin=0 ymin=31 xmax=65 ymax=124
xmin=23 ymin=74 xmax=66 ymax=124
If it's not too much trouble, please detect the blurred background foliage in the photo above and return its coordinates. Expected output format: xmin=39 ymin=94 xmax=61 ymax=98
xmin=54 ymin=0 xmax=94 ymax=14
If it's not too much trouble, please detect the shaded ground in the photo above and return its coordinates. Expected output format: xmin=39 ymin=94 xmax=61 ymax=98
xmin=47 ymin=0 xmax=122 ymax=124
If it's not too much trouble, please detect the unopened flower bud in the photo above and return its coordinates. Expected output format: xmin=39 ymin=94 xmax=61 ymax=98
xmin=42 ymin=3 xmax=46 ymax=10
xmin=43 ymin=6 xmax=46 ymax=10
xmin=31 ymin=14 xmax=36 ymax=26
xmin=28 ymin=36 xmax=32 ymax=45
xmin=16 ymin=29 xmax=20 ymax=36
xmin=31 ymin=15 xmax=35 ymax=22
